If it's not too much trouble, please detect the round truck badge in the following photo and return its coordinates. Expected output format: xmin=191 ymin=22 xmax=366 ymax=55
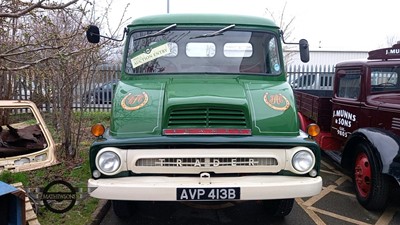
xmin=263 ymin=92 xmax=290 ymax=111
xmin=121 ymin=92 xmax=149 ymax=110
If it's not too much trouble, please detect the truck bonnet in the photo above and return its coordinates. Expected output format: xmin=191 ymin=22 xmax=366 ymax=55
xmin=368 ymin=93 xmax=400 ymax=109
xmin=109 ymin=78 xmax=299 ymax=137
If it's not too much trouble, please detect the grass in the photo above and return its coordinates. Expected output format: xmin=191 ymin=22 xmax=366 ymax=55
xmin=38 ymin=197 xmax=100 ymax=225
xmin=0 ymin=170 xmax=29 ymax=186
xmin=0 ymin=111 xmax=111 ymax=225
xmin=32 ymin=144 xmax=99 ymax=225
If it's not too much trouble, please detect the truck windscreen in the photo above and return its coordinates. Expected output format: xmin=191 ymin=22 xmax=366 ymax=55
xmin=370 ymin=67 xmax=400 ymax=93
xmin=125 ymin=29 xmax=281 ymax=75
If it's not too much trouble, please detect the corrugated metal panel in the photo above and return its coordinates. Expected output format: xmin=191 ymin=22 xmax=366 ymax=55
xmin=285 ymin=50 xmax=368 ymax=66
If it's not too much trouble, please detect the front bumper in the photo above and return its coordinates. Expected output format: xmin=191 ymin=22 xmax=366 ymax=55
xmin=88 ymin=175 xmax=322 ymax=201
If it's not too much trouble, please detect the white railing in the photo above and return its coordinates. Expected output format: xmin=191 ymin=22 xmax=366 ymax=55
xmin=9 ymin=64 xmax=336 ymax=112
xmin=286 ymin=64 xmax=335 ymax=90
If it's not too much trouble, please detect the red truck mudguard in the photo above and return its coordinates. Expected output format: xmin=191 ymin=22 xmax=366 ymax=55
xmin=342 ymin=128 xmax=400 ymax=183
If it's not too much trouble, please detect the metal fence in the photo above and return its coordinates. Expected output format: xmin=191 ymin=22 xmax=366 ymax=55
xmin=8 ymin=64 xmax=120 ymax=112
xmin=10 ymin=64 xmax=335 ymax=111
xmin=74 ymin=64 xmax=120 ymax=112
xmin=286 ymin=64 xmax=335 ymax=90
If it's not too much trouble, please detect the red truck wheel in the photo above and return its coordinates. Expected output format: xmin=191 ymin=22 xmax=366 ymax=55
xmin=354 ymin=151 xmax=371 ymax=198
xmin=353 ymin=142 xmax=389 ymax=210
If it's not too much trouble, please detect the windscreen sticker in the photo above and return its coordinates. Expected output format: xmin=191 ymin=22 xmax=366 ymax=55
xmin=273 ymin=63 xmax=280 ymax=72
xmin=130 ymin=40 xmax=170 ymax=68
xmin=121 ymin=92 xmax=149 ymax=111
xmin=263 ymin=92 xmax=290 ymax=111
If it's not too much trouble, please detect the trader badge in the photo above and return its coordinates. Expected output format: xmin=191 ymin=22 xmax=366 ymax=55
xmin=121 ymin=92 xmax=149 ymax=111
xmin=263 ymin=92 xmax=290 ymax=111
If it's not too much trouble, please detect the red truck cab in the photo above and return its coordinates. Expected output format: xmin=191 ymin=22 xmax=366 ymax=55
xmin=295 ymin=43 xmax=400 ymax=211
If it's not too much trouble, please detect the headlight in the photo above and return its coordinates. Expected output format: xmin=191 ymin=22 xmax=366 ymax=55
xmin=292 ymin=150 xmax=314 ymax=173
xmin=97 ymin=151 xmax=121 ymax=174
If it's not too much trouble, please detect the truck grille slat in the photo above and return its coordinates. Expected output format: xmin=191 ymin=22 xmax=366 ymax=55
xmin=168 ymin=107 xmax=247 ymax=128
xmin=392 ymin=118 xmax=400 ymax=130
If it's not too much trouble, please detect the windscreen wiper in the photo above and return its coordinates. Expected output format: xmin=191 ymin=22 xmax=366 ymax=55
xmin=190 ymin=24 xmax=235 ymax=39
xmin=134 ymin=24 xmax=177 ymax=41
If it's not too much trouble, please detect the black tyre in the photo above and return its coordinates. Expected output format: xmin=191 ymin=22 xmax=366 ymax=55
xmin=263 ymin=199 xmax=294 ymax=217
xmin=353 ymin=142 xmax=389 ymax=210
xmin=112 ymin=200 xmax=133 ymax=219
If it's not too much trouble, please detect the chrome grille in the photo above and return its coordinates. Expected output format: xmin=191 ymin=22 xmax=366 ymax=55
xmin=128 ymin=149 xmax=287 ymax=174
xmin=136 ymin=157 xmax=278 ymax=167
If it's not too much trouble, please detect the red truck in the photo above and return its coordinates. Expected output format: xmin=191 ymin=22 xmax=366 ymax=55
xmin=295 ymin=43 xmax=400 ymax=211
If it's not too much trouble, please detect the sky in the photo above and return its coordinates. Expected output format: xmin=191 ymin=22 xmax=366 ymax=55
xmin=103 ymin=0 xmax=400 ymax=51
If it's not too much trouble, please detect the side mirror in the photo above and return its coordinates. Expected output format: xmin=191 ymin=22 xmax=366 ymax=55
xmin=280 ymin=30 xmax=310 ymax=63
xmin=86 ymin=25 xmax=100 ymax=43
xmin=299 ymin=39 xmax=309 ymax=63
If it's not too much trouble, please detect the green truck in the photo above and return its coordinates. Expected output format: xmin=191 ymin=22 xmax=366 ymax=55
xmin=86 ymin=13 xmax=322 ymax=218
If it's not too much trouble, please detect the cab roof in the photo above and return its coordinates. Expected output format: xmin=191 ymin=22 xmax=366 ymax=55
xmin=336 ymin=59 xmax=400 ymax=68
xmin=336 ymin=43 xmax=400 ymax=68
xmin=129 ymin=13 xmax=278 ymax=29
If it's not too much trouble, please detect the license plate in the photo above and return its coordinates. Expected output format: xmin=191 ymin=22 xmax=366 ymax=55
xmin=177 ymin=187 xmax=240 ymax=200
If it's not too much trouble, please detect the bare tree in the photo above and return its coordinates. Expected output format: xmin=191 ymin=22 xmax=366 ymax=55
xmin=0 ymin=0 xmax=80 ymax=71
xmin=0 ymin=0 xmax=78 ymax=18
xmin=264 ymin=1 xmax=296 ymax=66
xmin=0 ymin=0 xmax=128 ymax=159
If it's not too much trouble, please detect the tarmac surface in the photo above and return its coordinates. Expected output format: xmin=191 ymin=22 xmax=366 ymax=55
xmin=96 ymin=153 xmax=400 ymax=225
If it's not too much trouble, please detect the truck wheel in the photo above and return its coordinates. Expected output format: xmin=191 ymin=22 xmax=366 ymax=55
xmin=112 ymin=200 xmax=133 ymax=218
xmin=353 ymin=142 xmax=389 ymax=210
xmin=262 ymin=199 xmax=294 ymax=217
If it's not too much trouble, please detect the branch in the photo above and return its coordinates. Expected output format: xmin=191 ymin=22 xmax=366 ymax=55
xmin=0 ymin=56 xmax=56 ymax=71
xmin=1 ymin=45 xmax=63 ymax=58
xmin=0 ymin=44 xmax=101 ymax=71
xmin=0 ymin=0 xmax=79 ymax=18
xmin=1 ymin=30 xmax=84 ymax=58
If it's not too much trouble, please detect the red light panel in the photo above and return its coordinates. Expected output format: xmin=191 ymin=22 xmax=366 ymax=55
xmin=163 ymin=128 xmax=251 ymax=136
